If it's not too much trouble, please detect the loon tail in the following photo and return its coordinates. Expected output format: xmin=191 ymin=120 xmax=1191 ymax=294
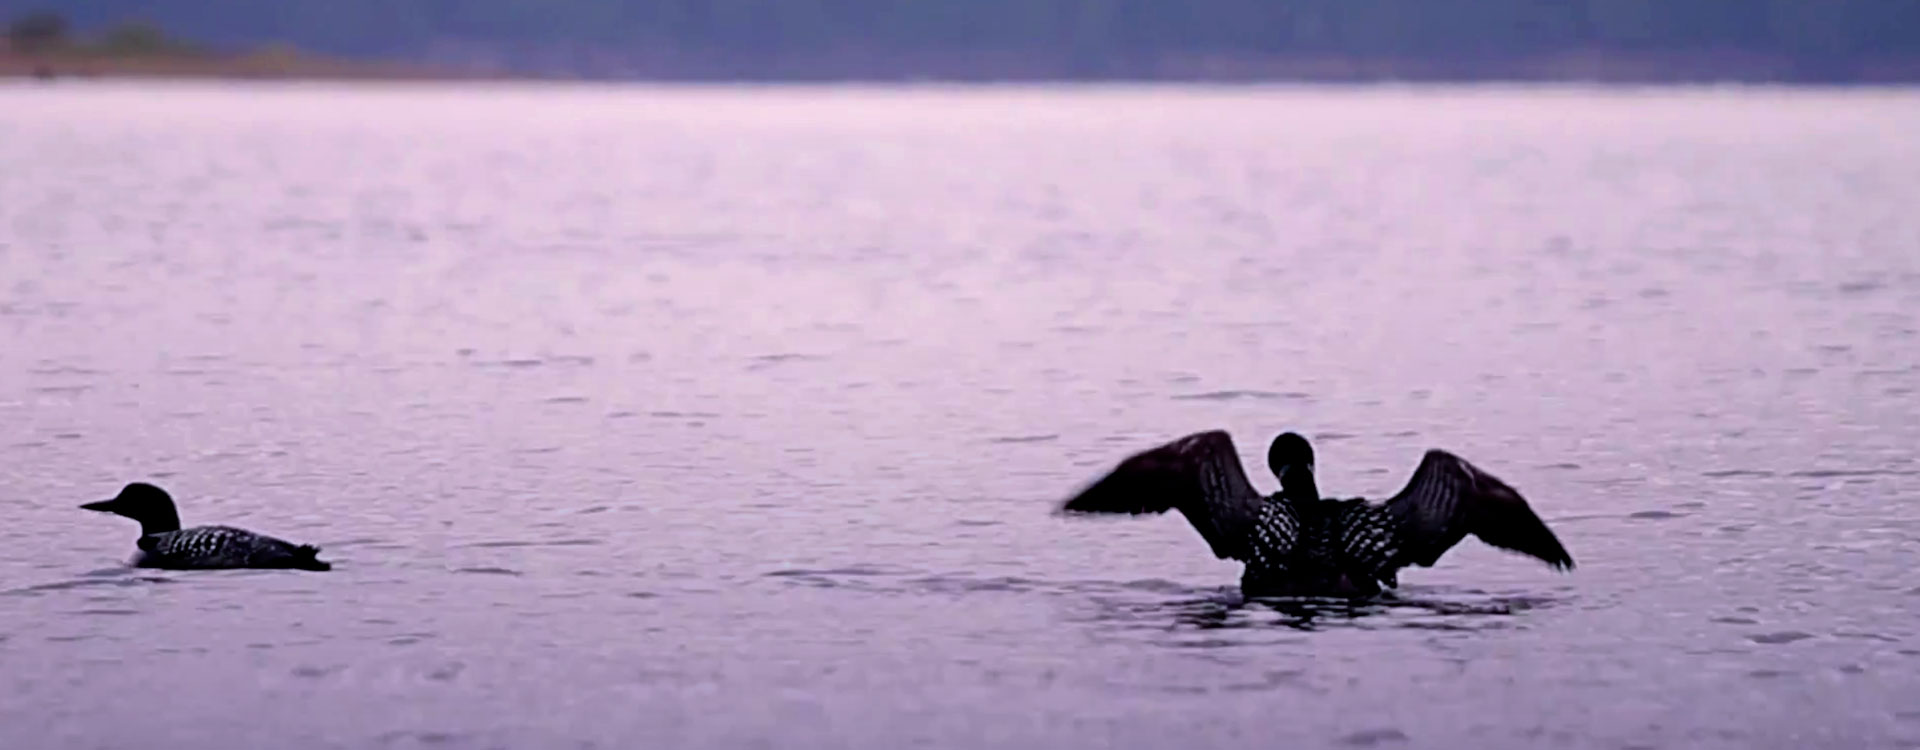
xmin=291 ymin=544 xmax=332 ymax=572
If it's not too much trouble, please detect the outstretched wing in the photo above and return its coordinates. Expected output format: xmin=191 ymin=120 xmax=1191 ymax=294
xmin=1382 ymin=450 xmax=1574 ymax=571
xmin=1060 ymin=430 xmax=1267 ymax=561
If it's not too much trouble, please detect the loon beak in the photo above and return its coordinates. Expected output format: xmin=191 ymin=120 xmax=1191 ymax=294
xmin=80 ymin=499 xmax=120 ymax=513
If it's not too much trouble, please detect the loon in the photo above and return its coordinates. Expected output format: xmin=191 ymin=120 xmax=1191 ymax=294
xmin=1060 ymin=431 xmax=1572 ymax=596
xmin=80 ymin=482 xmax=332 ymax=571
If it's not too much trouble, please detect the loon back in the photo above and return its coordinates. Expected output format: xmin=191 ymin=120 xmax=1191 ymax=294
xmin=136 ymin=526 xmax=331 ymax=571
xmin=1241 ymin=494 xmax=1400 ymax=595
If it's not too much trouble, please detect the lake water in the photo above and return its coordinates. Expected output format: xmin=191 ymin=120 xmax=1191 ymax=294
xmin=2 ymin=82 xmax=1917 ymax=749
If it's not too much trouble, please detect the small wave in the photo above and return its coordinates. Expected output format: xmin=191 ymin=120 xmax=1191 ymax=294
xmin=763 ymin=565 xmax=919 ymax=592
xmin=746 ymin=353 xmax=825 ymax=371
xmin=1577 ymin=475 xmax=1646 ymax=488
xmin=451 ymin=566 xmax=522 ymax=577
xmin=988 ymin=434 xmax=1058 ymax=444
xmin=1789 ymin=469 xmax=1916 ymax=478
xmin=3 ymin=572 xmax=172 ymax=597
xmin=905 ymin=575 xmax=1043 ymax=594
xmin=1833 ymin=631 xmax=1899 ymax=642
xmin=27 ymin=365 xmax=103 ymax=376
xmin=461 ymin=539 xmax=599 ymax=548
xmin=765 ymin=564 xmax=905 ymax=578
xmin=376 ymin=730 xmax=468 ymax=746
xmin=1339 ymin=728 xmax=1411 ymax=747
xmin=1110 ymin=578 xmax=1205 ymax=595
xmin=1171 ymin=390 xmax=1311 ymax=402
xmin=321 ymin=537 xmax=388 ymax=548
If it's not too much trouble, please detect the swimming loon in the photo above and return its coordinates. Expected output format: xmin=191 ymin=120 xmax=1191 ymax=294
xmin=80 ymin=482 xmax=331 ymax=571
xmin=1060 ymin=431 xmax=1572 ymax=596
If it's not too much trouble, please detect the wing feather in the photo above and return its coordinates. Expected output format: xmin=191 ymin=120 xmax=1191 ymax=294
xmin=1382 ymin=450 xmax=1573 ymax=571
xmin=1060 ymin=430 xmax=1266 ymax=561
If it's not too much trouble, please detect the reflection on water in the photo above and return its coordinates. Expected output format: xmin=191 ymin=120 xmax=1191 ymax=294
xmin=1076 ymin=581 xmax=1561 ymax=637
xmin=1 ymin=83 xmax=1918 ymax=749
xmin=1183 ymin=589 xmax=1556 ymax=632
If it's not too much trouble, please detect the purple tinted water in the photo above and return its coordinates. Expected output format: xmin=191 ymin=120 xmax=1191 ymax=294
xmin=2 ymin=83 xmax=1917 ymax=749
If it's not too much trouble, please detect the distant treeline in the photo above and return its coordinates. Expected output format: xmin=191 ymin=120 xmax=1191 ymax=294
xmin=1 ymin=9 xmax=449 ymax=80
xmin=5 ymin=10 xmax=202 ymax=57
xmin=6 ymin=0 xmax=1920 ymax=80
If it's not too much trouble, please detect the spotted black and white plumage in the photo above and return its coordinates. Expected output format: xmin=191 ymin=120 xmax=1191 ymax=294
xmin=82 ymin=483 xmax=331 ymax=571
xmin=134 ymin=525 xmax=327 ymax=570
xmin=1061 ymin=430 xmax=1572 ymax=597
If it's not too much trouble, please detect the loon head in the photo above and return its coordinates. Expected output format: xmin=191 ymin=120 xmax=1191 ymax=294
xmin=1267 ymin=432 xmax=1319 ymax=503
xmin=81 ymin=482 xmax=183 ymax=536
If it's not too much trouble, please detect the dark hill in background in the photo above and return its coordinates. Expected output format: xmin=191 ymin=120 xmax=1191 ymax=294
xmin=5 ymin=0 xmax=1919 ymax=81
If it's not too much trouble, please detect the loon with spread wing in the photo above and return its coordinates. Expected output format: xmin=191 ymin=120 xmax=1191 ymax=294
xmin=1060 ymin=431 xmax=1572 ymax=596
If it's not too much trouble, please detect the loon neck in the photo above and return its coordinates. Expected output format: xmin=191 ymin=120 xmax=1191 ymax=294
xmin=1279 ymin=465 xmax=1320 ymax=504
xmin=135 ymin=508 xmax=182 ymax=537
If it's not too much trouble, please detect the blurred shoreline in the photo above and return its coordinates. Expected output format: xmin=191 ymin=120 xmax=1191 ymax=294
xmin=5 ymin=50 xmax=1920 ymax=85
xmin=0 ymin=50 xmax=479 ymax=81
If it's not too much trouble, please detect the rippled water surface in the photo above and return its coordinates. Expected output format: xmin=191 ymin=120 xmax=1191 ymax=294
xmin=2 ymin=83 xmax=1918 ymax=749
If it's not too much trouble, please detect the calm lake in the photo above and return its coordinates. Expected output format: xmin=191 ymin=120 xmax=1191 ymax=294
xmin=2 ymin=82 xmax=1917 ymax=749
